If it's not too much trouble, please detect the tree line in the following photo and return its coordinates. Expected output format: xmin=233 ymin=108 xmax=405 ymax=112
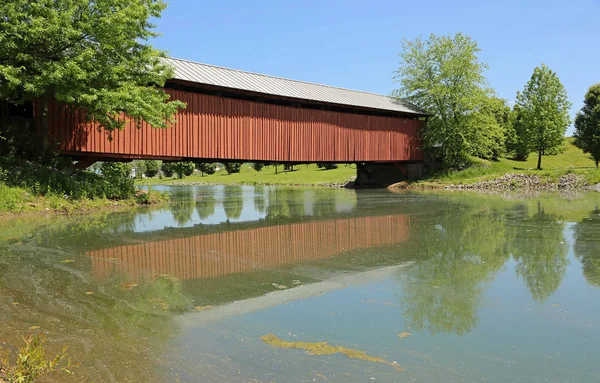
xmin=394 ymin=33 xmax=599 ymax=170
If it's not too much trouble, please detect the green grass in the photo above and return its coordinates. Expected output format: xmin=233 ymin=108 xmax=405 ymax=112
xmin=137 ymin=164 xmax=356 ymax=187
xmin=0 ymin=184 xmax=168 ymax=216
xmin=415 ymin=138 xmax=600 ymax=187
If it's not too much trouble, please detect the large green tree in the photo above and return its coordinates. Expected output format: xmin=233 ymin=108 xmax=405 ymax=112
xmin=0 ymin=0 xmax=185 ymax=154
xmin=514 ymin=64 xmax=571 ymax=170
xmin=393 ymin=33 xmax=492 ymax=167
xmin=573 ymin=84 xmax=600 ymax=167
xmin=466 ymin=96 xmax=510 ymax=160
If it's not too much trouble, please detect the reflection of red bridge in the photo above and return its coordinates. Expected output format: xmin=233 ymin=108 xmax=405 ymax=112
xmin=88 ymin=215 xmax=409 ymax=281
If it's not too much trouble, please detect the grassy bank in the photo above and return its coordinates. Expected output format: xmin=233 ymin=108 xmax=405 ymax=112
xmin=137 ymin=163 xmax=356 ymax=187
xmin=0 ymin=158 xmax=169 ymax=215
xmin=412 ymin=138 xmax=600 ymax=188
xmin=0 ymin=184 xmax=168 ymax=215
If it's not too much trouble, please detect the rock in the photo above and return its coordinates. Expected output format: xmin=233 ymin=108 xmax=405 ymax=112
xmin=444 ymin=173 xmax=586 ymax=191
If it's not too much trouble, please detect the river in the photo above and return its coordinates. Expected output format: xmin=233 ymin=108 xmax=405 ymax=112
xmin=1 ymin=186 xmax=599 ymax=382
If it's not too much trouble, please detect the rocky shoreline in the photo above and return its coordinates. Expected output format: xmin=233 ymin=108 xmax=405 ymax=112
xmin=443 ymin=173 xmax=598 ymax=191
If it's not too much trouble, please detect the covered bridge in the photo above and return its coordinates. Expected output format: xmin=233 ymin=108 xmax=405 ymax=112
xmin=47 ymin=58 xmax=426 ymax=180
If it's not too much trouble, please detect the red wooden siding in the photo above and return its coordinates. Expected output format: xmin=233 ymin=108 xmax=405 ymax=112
xmin=88 ymin=214 xmax=410 ymax=282
xmin=48 ymin=89 xmax=424 ymax=162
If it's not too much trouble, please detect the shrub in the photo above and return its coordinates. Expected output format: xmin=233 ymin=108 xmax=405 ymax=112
xmin=253 ymin=162 xmax=264 ymax=172
xmin=224 ymin=162 xmax=242 ymax=174
xmin=0 ymin=157 xmax=136 ymax=201
xmin=144 ymin=160 xmax=160 ymax=177
xmin=196 ymin=162 xmax=217 ymax=176
xmin=173 ymin=162 xmax=195 ymax=179
xmin=316 ymin=163 xmax=338 ymax=170
xmin=100 ymin=162 xmax=135 ymax=199
xmin=161 ymin=162 xmax=175 ymax=177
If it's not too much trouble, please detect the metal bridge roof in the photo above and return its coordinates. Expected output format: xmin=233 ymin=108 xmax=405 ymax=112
xmin=163 ymin=57 xmax=425 ymax=116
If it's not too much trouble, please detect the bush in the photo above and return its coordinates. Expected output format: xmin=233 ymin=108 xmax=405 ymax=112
xmin=316 ymin=163 xmax=338 ymax=170
xmin=173 ymin=162 xmax=195 ymax=179
xmin=253 ymin=162 xmax=264 ymax=172
xmin=0 ymin=184 xmax=29 ymax=213
xmin=196 ymin=162 xmax=217 ymax=176
xmin=0 ymin=157 xmax=135 ymax=201
xmin=224 ymin=162 xmax=242 ymax=174
xmin=100 ymin=162 xmax=135 ymax=199
xmin=144 ymin=160 xmax=160 ymax=177
xmin=161 ymin=162 xmax=175 ymax=177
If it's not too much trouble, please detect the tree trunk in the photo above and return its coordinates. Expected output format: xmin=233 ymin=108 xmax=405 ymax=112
xmin=596 ymin=159 xmax=599 ymax=168
xmin=536 ymin=149 xmax=542 ymax=170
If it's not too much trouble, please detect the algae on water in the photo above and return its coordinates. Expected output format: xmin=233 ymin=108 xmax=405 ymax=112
xmin=260 ymin=334 xmax=403 ymax=371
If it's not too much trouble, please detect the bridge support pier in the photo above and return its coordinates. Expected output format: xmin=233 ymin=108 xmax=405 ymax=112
xmin=354 ymin=162 xmax=422 ymax=188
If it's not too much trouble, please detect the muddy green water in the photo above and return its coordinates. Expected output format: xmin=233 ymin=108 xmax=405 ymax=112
xmin=1 ymin=186 xmax=600 ymax=382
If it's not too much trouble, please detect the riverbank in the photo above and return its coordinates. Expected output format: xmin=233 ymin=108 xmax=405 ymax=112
xmin=0 ymin=185 xmax=168 ymax=216
xmin=402 ymin=170 xmax=600 ymax=191
xmin=401 ymin=138 xmax=600 ymax=191
xmin=136 ymin=163 xmax=356 ymax=187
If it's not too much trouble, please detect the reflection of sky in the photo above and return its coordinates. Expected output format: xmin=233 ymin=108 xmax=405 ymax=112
xmin=130 ymin=185 xmax=357 ymax=233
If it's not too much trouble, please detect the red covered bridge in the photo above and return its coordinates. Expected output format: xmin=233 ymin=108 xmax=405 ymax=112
xmin=47 ymin=58 xmax=426 ymax=180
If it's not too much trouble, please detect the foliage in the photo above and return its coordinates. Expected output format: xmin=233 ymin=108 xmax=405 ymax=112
xmin=0 ymin=184 xmax=30 ymax=213
xmin=0 ymin=334 xmax=75 ymax=383
xmin=100 ymin=162 xmax=135 ymax=199
xmin=196 ymin=196 xmax=216 ymax=219
xmin=510 ymin=204 xmax=567 ymax=301
xmin=223 ymin=186 xmax=244 ymax=220
xmin=195 ymin=162 xmax=217 ymax=176
xmin=143 ymin=160 xmax=160 ymax=177
xmin=172 ymin=162 xmax=195 ymax=179
xmin=393 ymin=33 xmax=490 ymax=168
xmin=316 ymin=163 xmax=338 ymax=170
xmin=506 ymin=104 xmax=530 ymax=160
xmin=170 ymin=190 xmax=196 ymax=227
xmin=573 ymin=84 xmax=600 ymax=167
xmin=0 ymin=0 xmax=185 ymax=137
xmin=134 ymin=189 xmax=167 ymax=205
xmin=253 ymin=162 xmax=264 ymax=172
xmin=514 ymin=64 xmax=572 ymax=170
xmin=130 ymin=161 xmax=146 ymax=179
xmin=467 ymin=97 xmax=510 ymax=160
xmin=254 ymin=186 xmax=266 ymax=213
xmin=224 ymin=162 xmax=242 ymax=174
xmin=0 ymin=157 xmax=135 ymax=201
xmin=574 ymin=209 xmax=600 ymax=286
xmin=161 ymin=162 xmax=174 ymax=178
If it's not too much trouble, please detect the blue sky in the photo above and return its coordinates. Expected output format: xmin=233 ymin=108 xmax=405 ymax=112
xmin=154 ymin=0 xmax=599 ymax=134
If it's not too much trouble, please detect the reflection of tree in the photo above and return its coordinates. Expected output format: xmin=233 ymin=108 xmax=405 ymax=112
xmin=399 ymin=205 xmax=510 ymax=335
xmin=169 ymin=188 xmax=196 ymax=227
xmin=254 ymin=186 xmax=266 ymax=214
xmin=223 ymin=186 xmax=244 ymax=220
xmin=266 ymin=188 xmax=305 ymax=219
xmin=196 ymin=195 xmax=216 ymax=220
xmin=312 ymin=192 xmax=337 ymax=217
xmin=510 ymin=202 xmax=567 ymax=301
xmin=171 ymin=201 xmax=195 ymax=227
xmin=574 ymin=208 xmax=600 ymax=286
